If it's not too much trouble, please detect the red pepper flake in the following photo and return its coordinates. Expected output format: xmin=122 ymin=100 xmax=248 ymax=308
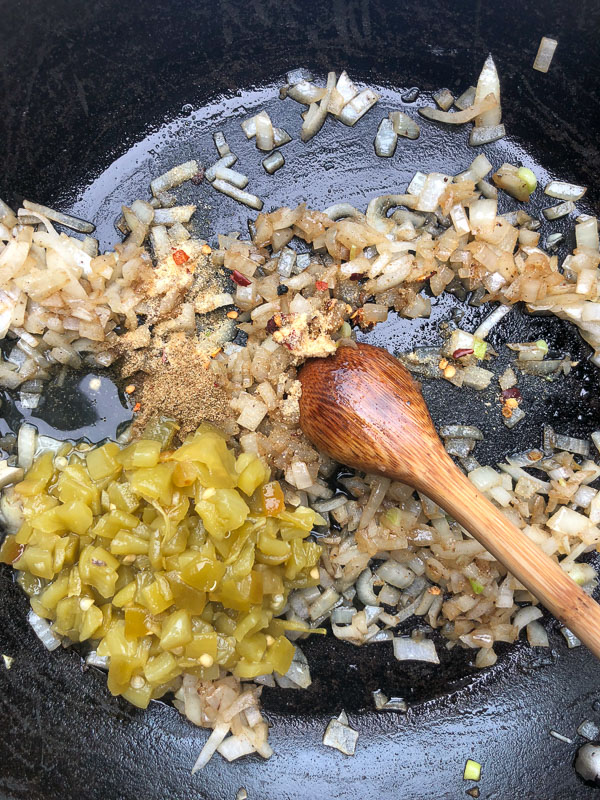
xmin=133 ymin=402 xmax=141 ymax=413
xmin=452 ymin=348 xmax=474 ymax=359
xmin=231 ymin=270 xmax=252 ymax=287
xmin=349 ymin=273 xmax=363 ymax=281
xmin=173 ymin=249 xmax=189 ymax=265
xmin=315 ymin=280 xmax=329 ymax=291
xmin=191 ymin=168 xmax=205 ymax=185
xmin=501 ymin=388 xmax=522 ymax=400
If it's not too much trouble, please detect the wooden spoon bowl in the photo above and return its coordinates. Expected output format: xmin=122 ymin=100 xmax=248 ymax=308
xmin=299 ymin=342 xmax=600 ymax=658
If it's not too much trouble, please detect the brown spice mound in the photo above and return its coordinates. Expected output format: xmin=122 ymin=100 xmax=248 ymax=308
xmin=131 ymin=334 xmax=234 ymax=438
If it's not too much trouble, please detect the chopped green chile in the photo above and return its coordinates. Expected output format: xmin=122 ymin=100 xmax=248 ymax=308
xmin=4 ymin=422 xmax=323 ymax=707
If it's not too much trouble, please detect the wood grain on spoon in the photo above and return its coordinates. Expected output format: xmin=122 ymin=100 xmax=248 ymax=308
xmin=299 ymin=342 xmax=600 ymax=659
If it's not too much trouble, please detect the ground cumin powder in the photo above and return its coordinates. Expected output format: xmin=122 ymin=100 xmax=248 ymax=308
xmin=131 ymin=334 xmax=233 ymax=439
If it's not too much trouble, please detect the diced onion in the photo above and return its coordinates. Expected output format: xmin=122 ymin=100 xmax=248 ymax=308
xmin=17 ymin=423 xmax=38 ymax=471
xmin=212 ymin=180 xmax=263 ymax=211
xmin=328 ymin=71 xmax=359 ymax=116
xmin=575 ymin=218 xmax=599 ymax=251
xmin=213 ymin=131 xmax=230 ymax=157
xmin=577 ymin=720 xmax=600 ymax=742
xmin=380 ymin=696 xmax=408 ymax=711
xmin=28 ymin=610 xmax=62 ymax=651
xmin=562 ymin=561 xmax=596 ymax=586
xmin=217 ymin=734 xmax=255 ymax=762
xmin=416 ymin=173 xmax=452 ymax=213
xmin=474 ymin=54 xmax=501 ymax=127
xmin=85 ymin=651 xmax=109 ymax=669
xmin=547 ymin=506 xmax=590 ymax=536
xmin=322 ymin=717 xmax=359 ymax=755
xmin=433 ymin=88 xmax=454 ymax=110
xmin=262 ymin=151 xmax=285 ymax=175
xmin=309 ymin=587 xmax=340 ymax=620
xmin=473 ymin=304 xmax=512 ymax=339
xmin=205 ymin=154 xmax=238 ymax=183
xmin=469 ymin=465 xmax=502 ymax=492
xmin=324 ymin=203 xmax=364 ymax=221
xmin=192 ymin=722 xmax=230 ymax=773
xmin=153 ymin=205 xmax=197 ymax=225
xmin=533 ymin=37 xmax=558 ymax=73
xmin=393 ymin=636 xmax=440 ymax=663
xmin=356 ymin=569 xmax=379 ymax=606
xmin=407 ymin=171 xmax=427 ymax=195
xmin=276 ymin=647 xmax=312 ymax=689
xmin=150 ymin=160 xmax=199 ymax=196
xmin=286 ymin=68 xmax=313 ymax=85
xmin=526 ymin=621 xmax=549 ymax=647
xmin=469 ymin=124 xmax=506 ymax=146
xmin=338 ymin=88 xmax=380 ymax=126
xmin=273 ymin=128 xmax=292 ymax=147
xmin=22 ymin=200 xmax=95 ymax=234
xmin=388 ymin=111 xmax=420 ymax=139
xmin=513 ymin=605 xmax=543 ymax=631
xmin=301 ymin=101 xmax=328 ymax=142
xmin=419 ymin=93 xmax=497 ymax=125
xmin=376 ymin=560 xmax=415 ymax=589
xmin=440 ymin=425 xmax=484 ymax=440
xmin=457 ymin=154 xmax=493 ymax=182
xmin=544 ymin=181 xmax=587 ymax=201
xmin=454 ymin=86 xmax=476 ymax=110
xmin=0 ymin=463 xmax=23 ymax=489
xmin=254 ymin=112 xmax=275 ymax=151
xmin=543 ymin=201 xmax=575 ymax=220
xmin=560 ymin=627 xmax=581 ymax=648
xmin=374 ymin=118 xmax=398 ymax=158
xmin=552 ymin=432 xmax=589 ymax=457
xmin=477 ymin=179 xmax=498 ymax=199
xmin=286 ymin=81 xmax=327 ymax=105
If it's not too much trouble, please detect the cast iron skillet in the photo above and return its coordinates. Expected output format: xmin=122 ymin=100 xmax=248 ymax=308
xmin=1 ymin=1 xmax=600 ymax=798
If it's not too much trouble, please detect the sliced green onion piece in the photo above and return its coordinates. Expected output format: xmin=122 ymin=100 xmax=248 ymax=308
xmin=469 ymin=578 xmax=484 ymax=595
xmin=517 ymin=167 xmax=537 ymax=195
xmin=464 ymin=759 xmax=482 ymax=781
xmin=473 ymin=338 xmax=487 ymax=359
xmin=536 ymin=339 xmax=549 ymax=354
xmin=337 ymin=321 xmax=352 ymax=339
xmin=382 ymin=507 xmax=403 ymax=529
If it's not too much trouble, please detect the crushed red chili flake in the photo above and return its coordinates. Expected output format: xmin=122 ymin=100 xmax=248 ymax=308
xmin=501 ymin=387 xmax=522 ymax=400
xmin=191 ymin=168 xmax=205 ymax=185
xmin=231 ymin=270 xmax=252 ymax=287
xmin=315 ymin=280 xmax=329 ymax=291
xmin=452 ymin=347 xmax=474 ymax=359
xmin=172 ymin=249 xmax=189 ymax=265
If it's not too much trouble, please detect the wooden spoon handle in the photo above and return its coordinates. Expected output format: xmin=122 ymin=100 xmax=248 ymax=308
xmin=423 ymin=452 xmax=600 ymax=658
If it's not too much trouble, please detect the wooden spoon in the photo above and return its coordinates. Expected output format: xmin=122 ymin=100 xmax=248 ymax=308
xmin=299 ymin=342 xmax=600 ymax=658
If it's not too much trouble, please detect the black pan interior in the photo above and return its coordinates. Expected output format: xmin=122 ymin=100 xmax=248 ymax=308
xmin=1 ymin=1 xmax=600 ymax=798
